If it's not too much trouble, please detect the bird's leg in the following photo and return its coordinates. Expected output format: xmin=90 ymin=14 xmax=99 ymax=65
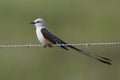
xmin=47 ymin=44 xmax=53 ymax=47
xmin=43 ymin=45 xmax=47 ymax=48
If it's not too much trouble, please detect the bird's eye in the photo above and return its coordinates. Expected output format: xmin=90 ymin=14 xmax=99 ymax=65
xmin=37 ymin=21 xmax=40 ymax=23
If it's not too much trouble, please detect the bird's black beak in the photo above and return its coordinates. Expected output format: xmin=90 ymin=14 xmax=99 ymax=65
xmin=31 ymin=22 xmax=35 ymax=24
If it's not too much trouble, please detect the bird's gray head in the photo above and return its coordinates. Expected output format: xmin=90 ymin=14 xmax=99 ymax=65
xmin=31 ymin=18 xmax=46 ymax=27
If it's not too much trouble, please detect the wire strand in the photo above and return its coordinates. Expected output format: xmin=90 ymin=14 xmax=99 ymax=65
xmin=0 ymin=42 xmax=120 ymax=48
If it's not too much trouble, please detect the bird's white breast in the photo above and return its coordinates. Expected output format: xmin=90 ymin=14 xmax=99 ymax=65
xmin=36 ymin=27 xmax=46 ymax=45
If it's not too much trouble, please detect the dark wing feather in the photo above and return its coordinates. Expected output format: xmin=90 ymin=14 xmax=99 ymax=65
xmin=41 ymin=28 xmax=68 ymax=50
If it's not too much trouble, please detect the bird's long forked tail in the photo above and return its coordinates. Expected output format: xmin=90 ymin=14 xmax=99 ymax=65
xmin=68 ymin=45 xmax=112 ymax=65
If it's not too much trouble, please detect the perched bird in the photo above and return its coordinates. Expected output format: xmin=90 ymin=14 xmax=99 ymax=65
xmin=31 ymin=18 xmax=112 ymax=65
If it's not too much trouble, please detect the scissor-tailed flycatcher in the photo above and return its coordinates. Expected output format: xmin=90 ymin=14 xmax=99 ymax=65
xmin=31 ymin=18 xmax=112 ymax=65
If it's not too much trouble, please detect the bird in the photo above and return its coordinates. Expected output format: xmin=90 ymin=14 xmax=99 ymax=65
xmin=31 ymin=18 xmax=112 ymax=65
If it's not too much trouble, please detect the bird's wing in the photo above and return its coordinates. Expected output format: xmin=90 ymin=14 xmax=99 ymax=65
xmin=41 ymin=28 xmax=68 ymax=50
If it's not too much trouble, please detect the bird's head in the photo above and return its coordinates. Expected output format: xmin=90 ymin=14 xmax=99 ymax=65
xmin=31 ymin=18 xmax=46 ymax=27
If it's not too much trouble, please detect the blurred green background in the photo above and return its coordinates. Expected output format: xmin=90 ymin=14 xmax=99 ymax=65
xmin=0 ymin=0 xmax=120 ymax=80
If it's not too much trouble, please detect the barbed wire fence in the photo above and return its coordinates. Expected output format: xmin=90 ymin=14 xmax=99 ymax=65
xmin=0 ymin=42 xmax=120 ymax=48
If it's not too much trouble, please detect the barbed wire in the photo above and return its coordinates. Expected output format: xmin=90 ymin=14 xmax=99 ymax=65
xmin=0 ymin=42 xmax=120 ymax=48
